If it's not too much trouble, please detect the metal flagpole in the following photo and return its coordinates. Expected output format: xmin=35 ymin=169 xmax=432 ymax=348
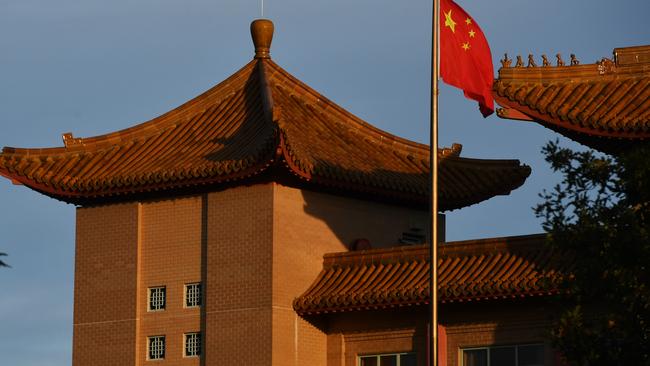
xmin=429 ymin=0 xmax=440 ymax=364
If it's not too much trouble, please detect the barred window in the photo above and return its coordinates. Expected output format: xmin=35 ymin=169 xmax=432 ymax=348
xmin=148 ymin=287 xmax=166 ymax=311
xmin=148 ymin=336 xmax=165 ymax=360
xmin=359 ymin=352 xmax=416 ymax=366
xmin=184 ymin=332 xmax=202 ymax=357
xmin=185 ymin=283 xmax=202 ymax=308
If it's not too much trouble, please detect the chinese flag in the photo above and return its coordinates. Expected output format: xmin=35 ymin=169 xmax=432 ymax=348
xmin=440 ymin=0 xmax=494 ymax=117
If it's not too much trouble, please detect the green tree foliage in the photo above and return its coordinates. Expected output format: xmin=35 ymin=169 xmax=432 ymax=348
xmin=535 ymin=141 xmax=650 ymax=365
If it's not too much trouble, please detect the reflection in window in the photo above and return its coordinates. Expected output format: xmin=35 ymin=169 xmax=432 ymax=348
xmin=359 ymin=353 xmax=416 ymax=366
xmin=462 ymin=344 xmax=544 ymax=366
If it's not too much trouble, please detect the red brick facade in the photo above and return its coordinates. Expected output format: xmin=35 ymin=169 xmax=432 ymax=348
xmin=72 ymin=183 xmax=441 ymax=365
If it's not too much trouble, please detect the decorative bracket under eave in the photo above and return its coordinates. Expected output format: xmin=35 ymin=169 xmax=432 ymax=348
xmin=496 ymin=107 xmax=534 ymax=122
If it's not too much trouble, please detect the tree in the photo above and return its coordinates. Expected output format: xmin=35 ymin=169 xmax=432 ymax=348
xmin=535 ymin=141 xmax=650 ymax=365
xmin=0 ymin=252 xmax=8 ymax=268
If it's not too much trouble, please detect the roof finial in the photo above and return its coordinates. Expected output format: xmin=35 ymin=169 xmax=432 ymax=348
xmin=251 ymin=19 xmax=274 ymax=59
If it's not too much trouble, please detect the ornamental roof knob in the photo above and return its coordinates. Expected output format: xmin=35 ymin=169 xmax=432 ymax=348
xmin=251 ymin=19 xmax=274 ymax=59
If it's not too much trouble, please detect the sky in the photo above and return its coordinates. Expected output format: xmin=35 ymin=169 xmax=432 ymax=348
xmin=0 ymin=0 xmax=648 ymax=364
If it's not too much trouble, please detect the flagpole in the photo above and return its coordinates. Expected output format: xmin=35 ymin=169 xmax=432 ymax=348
xmin=430 ymin=0 xmax=440 ymax=364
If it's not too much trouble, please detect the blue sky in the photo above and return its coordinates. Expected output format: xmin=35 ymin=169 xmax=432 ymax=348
xmin=1 ymin=0 xmax=649 ymax=364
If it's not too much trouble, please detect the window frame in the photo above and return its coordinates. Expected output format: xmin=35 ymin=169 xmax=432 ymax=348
xmin=147 ymin=335 xmax=166 ymax=361
xmin=148 ymin=286 xmax=166 ymax=312
xmin=184 ymin=332 xmax=202 ymax=358
xmin=184 ymin=282 xmax=202 ymax=308
xmin=460 ymin=343 xmax=545 ymax=366
xmin=358 ymin=352 xmax=416 ymax=366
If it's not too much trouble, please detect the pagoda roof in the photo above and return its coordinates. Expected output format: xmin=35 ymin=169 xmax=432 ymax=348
xmin=494 ymin=45 xmax=650 ymax=153
xmin=293 ymin=234 xmax=572 ymax=315
xmin=0 ymin=20 xmax=530 ymax=208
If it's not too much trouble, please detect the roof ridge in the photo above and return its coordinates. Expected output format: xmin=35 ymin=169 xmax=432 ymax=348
xmin=264 ymin=60 xmax=431 ymax=156
xmin=321 ymin=234 xmax=547 ymax=267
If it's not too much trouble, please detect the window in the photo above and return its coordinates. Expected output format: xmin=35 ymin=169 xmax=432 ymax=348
xmin=184 ymin=332 xmax=202 ymax=357
xmin=148 ymin=287 xmax=166 ymax=311
xmin=148 ymin=336 xmax=165 ymax=360
xmin=359 ymin=353 xmax=416 ymax=366
xmin=462 ymin=344 xmax=544 ymax=366
xmin=185 ymin=283 xmax=202 ymax=308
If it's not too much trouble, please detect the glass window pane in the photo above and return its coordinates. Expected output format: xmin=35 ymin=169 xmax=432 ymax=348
xmin=490 ymin=346 xmax=516 ymax=366
xmin=400 ymin=353 xmax=417 ymax=366
xmin=518 ymin=345 xmax=544 ymax=366
xmin=360 ymin=356 xmax=378 ymax=366
xmin=463 ymin=349 xmax=488 ymax=366
xmin=379 ymin=355 xmax=397 ymax=366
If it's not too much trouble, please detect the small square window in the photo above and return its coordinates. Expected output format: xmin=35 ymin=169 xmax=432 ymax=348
xmin=184 ymin=332 xmax=202 ymax=357
xmin=148 ymin=287 xmax=166 ymax=311
xmin=148 ymin=336 xmax=165 ymax=360
xmin=185 ymin=283 xmax=202 ymax=308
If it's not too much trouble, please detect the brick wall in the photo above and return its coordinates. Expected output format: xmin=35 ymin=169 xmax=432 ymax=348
xmin=71 ymin=183 xmax=436 ymax=365
xmin=443 ymin=301 xmax=557 ymax=366
xmin=138 ymin=197 xmax=203 ymax=365
xmin=321 ymin=302 xmax=561 ymax=366
xmin=271 ymin=185 xmax=428 ymax=366
xmin=204 ymin=184 xmax=274 ymax=365
xmin=327 ymin=308 xmax=428 ymax=366
xmin=73 ymin=203 xmax=140 ymax=366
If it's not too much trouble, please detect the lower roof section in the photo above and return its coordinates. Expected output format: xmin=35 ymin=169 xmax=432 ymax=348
xmin=293 ymin=234 xmax=573 ymax=315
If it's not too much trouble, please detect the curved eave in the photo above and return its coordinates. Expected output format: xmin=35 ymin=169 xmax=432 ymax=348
xmin=0 ymin=57 xmax=531 ymax=207
xmin=295 ymin=290 xmax=563 ymax=316
xmin=293 ymin=234 xmax=570 ymax=316
xmin=493 ymin=50 xmax=650 ymax=151
xmin=264 ymin=59 xmax=532 ymax=210
xmin=0 ymin=159 xmax=276 ymax=205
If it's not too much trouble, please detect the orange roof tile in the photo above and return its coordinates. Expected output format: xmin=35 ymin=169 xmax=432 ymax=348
xmin=494 ymin=46 xmax=650 ymax=153
xmin=0 ymin=20 xmax=530 ymax=208
xmin=293 ymin=234 xmax=573 ymax=315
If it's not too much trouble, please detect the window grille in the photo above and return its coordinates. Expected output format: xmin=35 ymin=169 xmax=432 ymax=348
xmin=185 ymin=283 xmax=202 ymax=308
xmin=148 ymin=336 xmax=165 ymax=360
xmin=148 ymin=287 xmax=166 ymax=311
xmin=359 ymin=352 xmax=416 ymax=366
xmin=184 ymin=332 xmax=202 ymax=357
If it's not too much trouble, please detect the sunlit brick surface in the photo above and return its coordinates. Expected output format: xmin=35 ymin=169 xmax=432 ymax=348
xmin=73 ymin=203 xmax=139 ymax=366
xmin=71 ymin=183 xmax=435 ymax=366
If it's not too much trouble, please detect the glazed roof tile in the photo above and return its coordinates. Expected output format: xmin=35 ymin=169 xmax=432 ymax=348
xmin=0 ymin=22 xmax=530 ymax=208
xmin=494 ymin=45 xmax=650 ymax=152
xmin=293 ymin=234 xmax=573 ymax=315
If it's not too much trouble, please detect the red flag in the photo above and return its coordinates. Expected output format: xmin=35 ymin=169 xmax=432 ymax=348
xmin=440 ymin=0 xmax=494 ymax=117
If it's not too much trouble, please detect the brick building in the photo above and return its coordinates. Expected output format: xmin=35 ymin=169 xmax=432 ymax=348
xmin=0 ymin=19 xmax=584 ymax=366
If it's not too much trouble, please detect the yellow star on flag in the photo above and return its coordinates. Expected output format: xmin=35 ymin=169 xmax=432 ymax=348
xmin=465 ymin=18 xmax=472 ymax=25
xmin=444 ymin=10 xmax=456 ymax=33
xmin=468 ymin=29 xmax=476 ymax=38
xmin=462 ymin=42 xmax=471 ymax=51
